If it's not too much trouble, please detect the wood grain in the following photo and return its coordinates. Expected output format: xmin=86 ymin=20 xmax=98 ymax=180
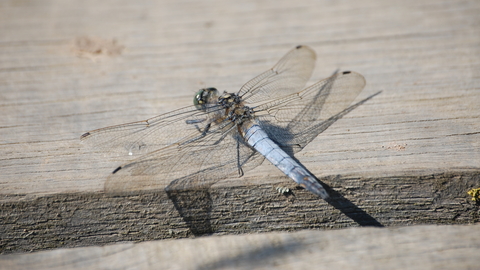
xmin=1 ymin=224 xmax=479 ymax=270
xmin=0 ymin=0 xmax=479 ymax=255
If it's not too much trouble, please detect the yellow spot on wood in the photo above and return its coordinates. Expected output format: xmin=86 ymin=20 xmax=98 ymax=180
xmin=467 ymin=188 xmax=480 ymax=201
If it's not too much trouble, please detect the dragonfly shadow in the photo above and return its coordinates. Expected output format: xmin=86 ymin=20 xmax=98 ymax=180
xmin=166 ymin=188 xmax=214 ymax=236
xmin=166 ymin=174 xmax=221 ymax=236
xmin=324 ymin=183 xmax=384 ymax=227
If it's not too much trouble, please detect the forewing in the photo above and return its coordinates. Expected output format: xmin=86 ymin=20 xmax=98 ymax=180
xmin=104 ymin=120 xmax=264 ymax=193
xmin=254 ymin=71 xmax=366 ymax=153
xmin=80 ymin=105 xmax=223 ymax=157
xmin=238 ymin=45 xmax=316 ymax=104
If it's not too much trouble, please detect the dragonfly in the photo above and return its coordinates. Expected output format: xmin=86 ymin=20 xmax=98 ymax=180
xmin=81 ymin=45 xmax=366 ymax=199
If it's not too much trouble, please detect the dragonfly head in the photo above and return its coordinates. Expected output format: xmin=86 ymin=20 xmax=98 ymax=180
xmin=194 ymin=87 xmax=219 ymax=111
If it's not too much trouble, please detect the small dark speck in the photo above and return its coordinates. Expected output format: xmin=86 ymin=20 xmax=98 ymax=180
xmin=80 ymin=132 xmax=90 ymax=139
xmin=296 ymin=45 xmax=302 ymax=49
xmin=342 ymin=71 xmax=351 ymax=74
xmin=112 ymin=166 xmax=122 ymax=174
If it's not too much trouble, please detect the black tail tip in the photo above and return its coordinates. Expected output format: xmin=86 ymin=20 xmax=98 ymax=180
xmin=112 ymin=166 xmax=122 ymax=174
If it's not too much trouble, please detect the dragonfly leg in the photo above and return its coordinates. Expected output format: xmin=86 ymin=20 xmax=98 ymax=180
xmin=236 ymin=139 xmax=245 ymax=177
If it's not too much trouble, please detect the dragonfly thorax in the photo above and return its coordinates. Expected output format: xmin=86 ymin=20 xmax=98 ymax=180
xmin=226 ymin=104 xmax=254 ymax=124
xmin=193 ymin=88 xmax=254 ymax=124
xmin=218 ymin=92 xmax=253 ymax=124
xmin=218 ymin=92 xmax=242 ymax=108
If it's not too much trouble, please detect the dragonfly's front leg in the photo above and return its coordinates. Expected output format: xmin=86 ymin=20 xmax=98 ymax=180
xmin=185 ymin=118 xmax=213 ymax=135
xmin=183 ymin=119 xmax=212 ymax=145
xmin=185 ymin=118 xmax=207 ymax=133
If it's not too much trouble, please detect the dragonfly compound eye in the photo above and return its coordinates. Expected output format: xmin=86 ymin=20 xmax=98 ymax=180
xmin=193 ymin=88 xmax=218 ymax=110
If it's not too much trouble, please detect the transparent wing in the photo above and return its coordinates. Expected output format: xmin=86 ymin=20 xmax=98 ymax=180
xmin=238 ymin=45 xmax=316 ymax=104
xmin=104 ymin=119 xmax=265 ymax=193
xmin=80 ymin=105 xmax=224 ymax=156
xmin=254 ymin=71 xmax=367 ymax=154
xmin=81 ymin=45 xmax=315 ymax=158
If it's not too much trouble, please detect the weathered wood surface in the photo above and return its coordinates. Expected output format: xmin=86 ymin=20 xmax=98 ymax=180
xmin=1 ymin=224 xmax=479 ymax=270
xmin=0 ymin=0 xmax=479 ymax=254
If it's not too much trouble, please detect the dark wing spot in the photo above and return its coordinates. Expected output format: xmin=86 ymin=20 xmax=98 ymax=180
xmin=80 ymin=132 xmax=90 ymax=139
xmin=296 ymin=45 xmax=303 ymax=49
xmin=342 ymin=71 xmax=351 ymax=74
xmin=112 ymin=166 xmax=122 ymax=174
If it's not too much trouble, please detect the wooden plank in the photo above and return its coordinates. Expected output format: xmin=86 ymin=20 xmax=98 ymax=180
xmin=1 ymin=0 xmax=479 ymax=254
xmin=1 ymin=224 xmax=479 ymax=270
